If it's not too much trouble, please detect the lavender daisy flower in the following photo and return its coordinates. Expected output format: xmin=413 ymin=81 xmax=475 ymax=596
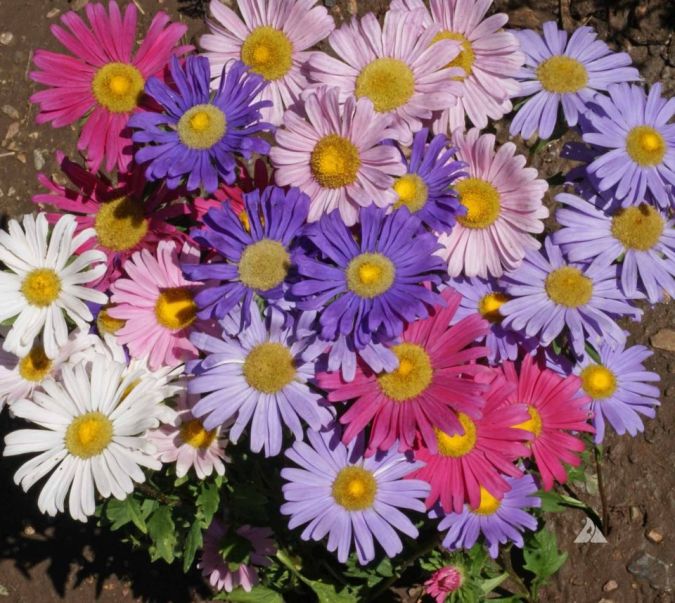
xmin=511 ymin=22 xmax=639 ymax=140
xmin=431 ymin=474 xmax=540 ymax=558
xmin=188 ymin=302 xmax=332 ymax=457
xmin=129 ymin=55 xmax=271 ymax=193
xmin=281 ymin=426 xmax=430 ymax=565
xmin=392 ymin=129 xmax=465 ymax=234
xmin=582 ymin=83 xmax=675 ymax=204
xmin=183 ymin=186 xmax=309 ymax=326
xmin=447 ymin=277 xmax=537 ymax=364
xmin=574 ymin=341 xmax=660 ymax=444
xmin=323 ymin=335 xmax=399 ymax=384
xmin=500 ymin=237 xmax=641 ymax=357
xmin=292 ymin=205 xmax=446 ymax=351
xmin=553 ymin=193 xmax=675 ymax=303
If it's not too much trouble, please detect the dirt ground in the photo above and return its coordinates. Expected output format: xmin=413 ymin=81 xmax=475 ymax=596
xmin=0 ymin=0 xmax=673 ymax=602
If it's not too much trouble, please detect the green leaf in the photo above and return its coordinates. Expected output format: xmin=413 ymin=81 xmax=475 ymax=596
xmin=537 ymin=490 xmax=587 ymax=513
xmin=224 ymin=585 xmax=284 ymax=603
xmin=106 ymin=496 xmax=147 ymax=533
xmin=480 ymin=572 xmax=509 ymax=594
xmin=182 ymin=520 xmax=203 ymax=573
xmin=147 ymin=506 xmax=177 ymax=564
xmin=196 ymin=481 xmax=220 ymax=527
xmin=302 ymin=579 xmax=358 ymax=603
xmin=219 ymin=530 xmax=253 ymax=569
xmin=523 ymin=528 xmax=568 ymax=587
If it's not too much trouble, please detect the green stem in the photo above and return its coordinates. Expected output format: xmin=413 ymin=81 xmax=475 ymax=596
xmin=499 ymin=549 xmax=531 ymax=602
xmin=594 ymin=446 xmax=610 ymax=534
xmin=136 ymin=482 xmax=182 ymax=507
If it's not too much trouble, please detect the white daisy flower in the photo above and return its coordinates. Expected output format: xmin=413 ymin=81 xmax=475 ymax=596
xmin=0 ymin=213 xmax=107 ymax=359
xmin=3 ymin=355 xmax=167 ymax=522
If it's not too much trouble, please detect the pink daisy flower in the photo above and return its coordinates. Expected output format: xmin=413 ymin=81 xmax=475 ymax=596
xmin=30 ymin=1 xmax=188 ymax=172
xmin=410 ymin=373 xmax=532 ymax=513
xmin=318 ymin=288 xmax=491 ymax=456
xmin=34 ymin=154 xmax=189 ymax=291
xmin=199 ymin=519 xmax=275 ymax=592
xmin=501 ymin=355 xmax=594 ymax=491
xmin=270 ymin=86 xmax=405 ymax=225
xmin=199 ymin=0 xmax=335 ymax=126
xmin=109 ymin=241 xmax=202 ymax=370
xmin=438 ymin=128 xmax=549 ymax=278
xmin=147 ymin=391 xmax=229 ymax=480
xmin=424 ymin=565 xmax=464 ymax=603
xmin=391 ymin=0 xmax=524 ymax=131
xmin=307 ymin=9 xmax=463 ymax=145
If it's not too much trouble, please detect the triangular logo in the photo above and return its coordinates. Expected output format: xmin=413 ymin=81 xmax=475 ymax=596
xmin=574 ymin=517 xmax=607 ymax=543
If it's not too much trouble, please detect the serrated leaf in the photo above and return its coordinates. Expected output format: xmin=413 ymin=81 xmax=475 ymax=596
xmin=106 ymin=497 xmax=147 ymax=533
xmin=182 ymin=521 xmax=203 ymax=573
xmin=224 ymin=585 xmax=284 ymax=602
xmin=480 ymin=572 xmax=509 ymax=594
xmin=147 ymin=506 xmax=177 ymax=564
xmin=302 ymin=578 xmax=358 ymax=603
xmin=196 ymin=481 xmax=220 ymax=527
xmin=523 ymin=528 xmax=568 ymax=584
xmin=537 ymin=490 xmax=587 ymax=513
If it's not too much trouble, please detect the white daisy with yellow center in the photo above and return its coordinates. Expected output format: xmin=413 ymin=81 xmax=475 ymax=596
xmin=3 ymin=355 xmax=169 ymax=522
xmin=0 ymin=213 xmax=107 ymax=359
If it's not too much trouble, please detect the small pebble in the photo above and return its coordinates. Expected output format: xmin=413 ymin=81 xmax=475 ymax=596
xmin=22 ymin=524 xmax=35 ymax=536
xmin=3 ymin=122 xmax=19 ymax=144
xmin=603 ymin=580 xmax=618 ymax=592
xmin=33 ymin=149 xmax=45 ymax=171
xmin=646 ymin=529 xmax=663 ymax=544
xmin=651 ymin=328 xmax=675 ymax=352
xmin=0 ymin=32 xmax=14 ymax=46
xmin=1 ymin=104 xmax=19 ymax=120
xmin=15 ymin=153 xmax=26 ymax=165
xmin=46 ymin=8 xmax=61 ymax=18
xmin=630 ymin=506 xmax=642 ymax=522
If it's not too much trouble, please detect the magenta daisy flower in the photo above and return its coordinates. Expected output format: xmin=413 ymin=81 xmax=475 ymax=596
xmin=109 ymin=241 xmax=202 ymax=370
xmin=30 ymin=1 xmax=187 ymax=172
xmin=410 ymin=373 xmax=532 ymax=513
xmin=270 ymin=86 xmax=404 ymax=225
xmin=307 ymin=10 xmax=463 ymax=145
xmin=438 ymin=128 xmax=549 ymax=278
xmin=424 ymin=565 xmax=464 ymax=603
xmin=34 ymin=155 xmax=189 ymax=291
xmin=391 ymin=0 xmax=524 ymax=131
xmin=501 ymin=356 xmax=593 ymax=491
xmin=317 ymin=288 xmax=491 ymax=456
xmin=200 ymin=0 xmax=335 ymax=126
xmin=199 ymin=519 xmax=275 ymax=592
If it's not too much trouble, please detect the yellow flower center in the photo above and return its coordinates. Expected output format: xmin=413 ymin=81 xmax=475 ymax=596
xmin=580 ymin=364 xmax=617 ymax=399
xmin=94 ymin=196 xmax=149 ymax=252
xmin=21 ymin=268 xmax=61 ymax=307
xmin=536 ymin=55 xmax=588 ymax=94
xmin=65 ymin=412 xmax=114 ymax=459
xmin=544 ymin=266 xmax=593 ymax=308
xmin=92 ymin=62 xmax=145 ymax=113
xmin=432 ymin=31 xmax=475 ymax=80
xmin=237 ymin=239 xmax=290 ymax=291
xmin=240 ymin=26 xmax=293 ymax=81
xmin=377 ymin=343 xmax=433 ymax=402
xmin=513 ymin=405 xmax=543 ymax=438
xmin=97 ymin=304 xmax=126 ymax=334
xmin=242 ymin=342 xmax=295 ymax=394
xmin=393 ymin=174 xmax=429 ymax=213
xmin=355 ymin=57 xmax=416 ymax=113
xmin=625 ymin=126 xmax=666 ymax=167
xmin=478 ymin=292 xmax=509 ymax=323
xmin=472 ymin=486 xmax=502 ymax=515
xmin=180 ymin=419 xmax=217 ymax=449
xmin=435 ymin=413 xmax=477 ymax=458
xmin=154 ymin=288 xmax=197 ymax=330
xmin=331 ymin=466 xmax=377 ymax=511
xmin=18 ymin=344 xmax=53 ymax=382
xmin=611 ymin=204 xmax=664 ymax=251
xmin=177 ymin=104 xmax=227 ymax=150
xmin=455 ymin=178 xmax=501 ymax=229
xmin=345 ymin=252 xmax=396 ymax=299
xmin=310 ymin=134 xmax=361 ymax=189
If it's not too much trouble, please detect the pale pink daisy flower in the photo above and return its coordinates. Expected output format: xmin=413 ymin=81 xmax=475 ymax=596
xmin=109 ymin=241 xmax=202 ymax=371
xmin=438 ymin=128 xmax=549 ymax=278
xmin=199 ymin=0 xmax=335 ymax=126
xmin=147 ymin=391 xmax=229 ymax=480
xmin=391 ymin=0 xmax=524 ymax=132
xmin=199 ymin=519 xmax=276 ymax=592
xmin=30 ymin=1 xmax=188 ymax=173
xmin=270 ymin=86 xmax=405 ymax=225
xmin=306 ymin=9 xmax=463 ymax=145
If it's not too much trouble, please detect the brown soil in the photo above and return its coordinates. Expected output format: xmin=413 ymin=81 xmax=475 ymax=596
xmin=0 ymin=1 xmax=673 ymax=602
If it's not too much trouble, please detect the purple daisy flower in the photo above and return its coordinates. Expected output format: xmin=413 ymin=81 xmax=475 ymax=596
xmin=291 ymin=205 xmax=446 ymax=351
xmin=500 ymin=237 xmax=641 ymax=357
xmin=447 ymin=277 xmax=537 ymax=364
xmin=553 ymin=192 xmax=675 ymax=303
xmin=129 ymin=55 xmax=271 ymax=193
xmin=574 ymin=341 xmax=660 ymax=444
xmin=280 ymin=426 xmax=430 ymax=565
xmin=187 ymin=302 xmax=332 ymax=457
xmin=431 ymin=474 xmax=540 ymax=558
xmin=323 ymin=335 xmax=399 ymax=384
xmin=183 ymin=186 xmax=309 ymax=326
xmin=582 ymin=82 xmax=675 ymax=205
xmin=392 ymin=129 xmax=465 ymax=234
xmin=511 ymin=22 xmax=639 ymax=140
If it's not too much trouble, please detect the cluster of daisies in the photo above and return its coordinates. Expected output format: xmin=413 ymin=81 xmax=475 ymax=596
xmin=1 ymin=0 xmax=671 ymax=596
